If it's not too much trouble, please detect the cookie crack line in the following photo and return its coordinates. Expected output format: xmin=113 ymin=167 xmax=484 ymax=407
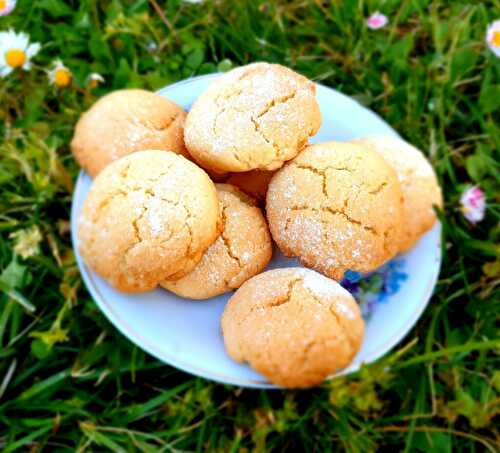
xmin=292 ymin=163 xmax=388 ymax=208
xmin=236 ymin=65 xmax=265 ymax=83
xmin=143 ymin=111 xmax=181 ymax=133
xmin=113 ymin=188 xmax=195 ymax=267
xmin=303 ymin=290 xmax=356 ymax=356
xmin=287 ymin=205 xmax=380 ymax=236
xmin=210 ymin=104 xmax=254 ymax=169
xmin=292 ymin=163 xmax=353 ymax=174
xmin=268 ymin=277 xmax=303 ymax=308
xmin=92 ymin=188 xmax=128 ymax=221
xmin=118 ymin=161 xmax=175 ymax=186
xmin=255 ymin=89 xmax=298 ymax=119
xmin=121 ymin=192 xmax=180 ymax=262
xmin=160 ymin=112 xmax=182 ymax=132
xmin=214 ymin=87 xmax=243 ymax=105
xmin=369 ymin=181 xmax=387 ymax=195
xmin=292 ymin=164 xmax=354 ymax=198
xmin=240 ymin=88 xmax=302 ymax=166
xmin=120 ymin=205 xmax=154 ymax=271
xmin=240 ymin=276 xmax=303 ymax=327
xmin=292 ymin=164 xmax=329 ymax=197
xmin=219 ymin=205 xmax=244 ymax=270
xmin=212 ymin=105 xmax=228 ymax=138
xmin=131 ymin=206 xmax=147 ymax=242
xmin=250 ymin=115 xmax=282 ymax=158
xmin=382 ymin=229 xmax=393 ymax=256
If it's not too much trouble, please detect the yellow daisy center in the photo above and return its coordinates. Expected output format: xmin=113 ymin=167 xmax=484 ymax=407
xmin=89 ymin=78 xmax=99 ymax=89
xmin=492 ymin=31 xmax=500 ymax=47
xmin=5 ymin=49 xmax=27 ymax=68
xmin=0 ymin=0 xmax=7 ymax=10
xmin=54 ymin=68 xmax=72 ymax=87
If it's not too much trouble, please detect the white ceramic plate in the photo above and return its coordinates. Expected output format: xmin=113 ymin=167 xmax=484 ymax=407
xmin=71 ymin=74 xmax=441 ymax=389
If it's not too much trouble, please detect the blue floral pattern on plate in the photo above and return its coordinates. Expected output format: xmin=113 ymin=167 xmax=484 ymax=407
xmin=342 ymin=258 xmax=408 ymax=319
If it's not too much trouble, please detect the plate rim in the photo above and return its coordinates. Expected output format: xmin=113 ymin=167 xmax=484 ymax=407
xmin=71 ymin=73 xmax=442 ymax=388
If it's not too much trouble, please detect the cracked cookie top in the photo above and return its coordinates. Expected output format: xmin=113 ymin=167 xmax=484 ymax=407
xmin=184 ymin=62 xmax=321 ymax=173
xmin=71 ymin=89 xmax=189 ymax=177
xmin=352 ymin=135 xmax=442 ymax=253
xmin=266 ymin=141 xmax=404 ymax=280
xmin=221 ymin=268 xmax=364 ymax=388
xmin=77 ymin=150 xmax=220 ymax=293
xmin=162 ymin=184 xmax=272 ymax=299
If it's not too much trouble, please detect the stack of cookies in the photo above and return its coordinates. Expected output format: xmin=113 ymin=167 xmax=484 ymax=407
xmin=73 ymin=63 xmax=442 ymax=388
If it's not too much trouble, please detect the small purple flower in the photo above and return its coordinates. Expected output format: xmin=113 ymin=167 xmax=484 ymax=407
xmin=460 ymin=186 xmax=486 ymax=224
xmin=366 ymin=11 xmax=388 ymax=30
xmin=342 ymin=258 xmax=408 ymax=320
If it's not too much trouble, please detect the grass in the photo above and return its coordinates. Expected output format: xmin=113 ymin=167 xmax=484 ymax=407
xmin=0 ymin=0 xmax=499 ymax=451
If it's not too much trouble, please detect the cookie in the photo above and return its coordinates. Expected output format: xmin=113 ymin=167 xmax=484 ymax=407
xmin=71 ymin=89 xmax=189 ymax=177
xmin=266 ymin=141 xmax=404 ymax=280
xmin=162 ymin=184 xmax=272 ymax=299
xmin=78 ymin=150 xmax=220 ymax=292
xmin=352 ymin=135 xmax=442 ymax=252
xmin=184 ymin=63 xmax=321 ymax=173
xmin=226 ymin=170 xmax=275 ymax=204
xmin=221 ymin=268 xmax=364 ymax=388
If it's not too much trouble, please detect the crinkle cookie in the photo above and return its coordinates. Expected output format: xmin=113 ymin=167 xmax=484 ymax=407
xmin=221 ymin=268 xmax=364 ymax=388
xmin=266 ymin=142 xmax=404 ymax=280
xmin=226 ymin=170 xmax=275 ymax=204
xmin=352 ymin=135 xmax=442 ymax=252
xmin=184 ymin=62 xmax=321 ymax=173
xmin=71 ymin=89 xmax=189 ymax=177
xmin=78 ymin=150 xmax=220 ymax=292
xmin=162 ymin=184 xmax=272 ymax=299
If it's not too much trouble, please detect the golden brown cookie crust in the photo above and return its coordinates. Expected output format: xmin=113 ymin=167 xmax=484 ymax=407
xmin=78 ymin=150 xmax=220 ymax=293
xmin=71 ymin=89 xmax=189 ymax=177
xmin=266 ymin=141 xmax=404 ymax=280
xmin=162 ymin=184 xmax=272 ymax=299
xmin=221 ymin=268 xmax=364 ymax=388
xmin=352 ymin=136 xmax=442 ymax=252
xmin=226 ymin=170 xmax=275 ymax=204
xmin=184 ymin=63 xmax=321 ymax=173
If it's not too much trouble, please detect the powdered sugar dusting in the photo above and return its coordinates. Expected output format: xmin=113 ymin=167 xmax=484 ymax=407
xmin=333 ymin=300 xmax=356 ymax=320
xmin=147 ymin=206 xmax=164 ymax=236
xmin=291 ymin=268 xmax=357 ymax=320
xmin=187 ymin=63 xmax=319 ymax=170
xmin=294 ymin=268 xmax=348 ymax=297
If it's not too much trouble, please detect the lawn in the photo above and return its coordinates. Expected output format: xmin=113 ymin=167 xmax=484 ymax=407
xmin=0 ymin=0 xmax=499 ymax=451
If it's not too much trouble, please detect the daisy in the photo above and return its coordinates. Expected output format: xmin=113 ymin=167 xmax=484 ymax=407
xmin=460 ymin=186 xmax=486 ymax=224
xmin=86 ymin=72 xmax=104 ymax=89
xmin=366 ymin=11 xmax=388 ymax=30
xmin=486 ymin=20 xmax=500 ymax=57
xmin=0 ymin=0 xmax=16 ymax=16
xmin=48 ymin=60 xmax=72 ymax=88
xmin=0 ymin=30 xmax=41 ymax=77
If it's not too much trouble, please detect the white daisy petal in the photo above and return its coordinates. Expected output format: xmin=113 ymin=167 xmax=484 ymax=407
xmin=0 ymin=30 xmax=40 ymax=77
xmin=26 ymin=42 xmax=41 ymax=58
xmin=86 ymin=72 xmax=104 ymax=88
xmin=0 ymin=65 xmax=13 ymax=77
xmin=486 ymin=19 xmax=500 ymax=58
